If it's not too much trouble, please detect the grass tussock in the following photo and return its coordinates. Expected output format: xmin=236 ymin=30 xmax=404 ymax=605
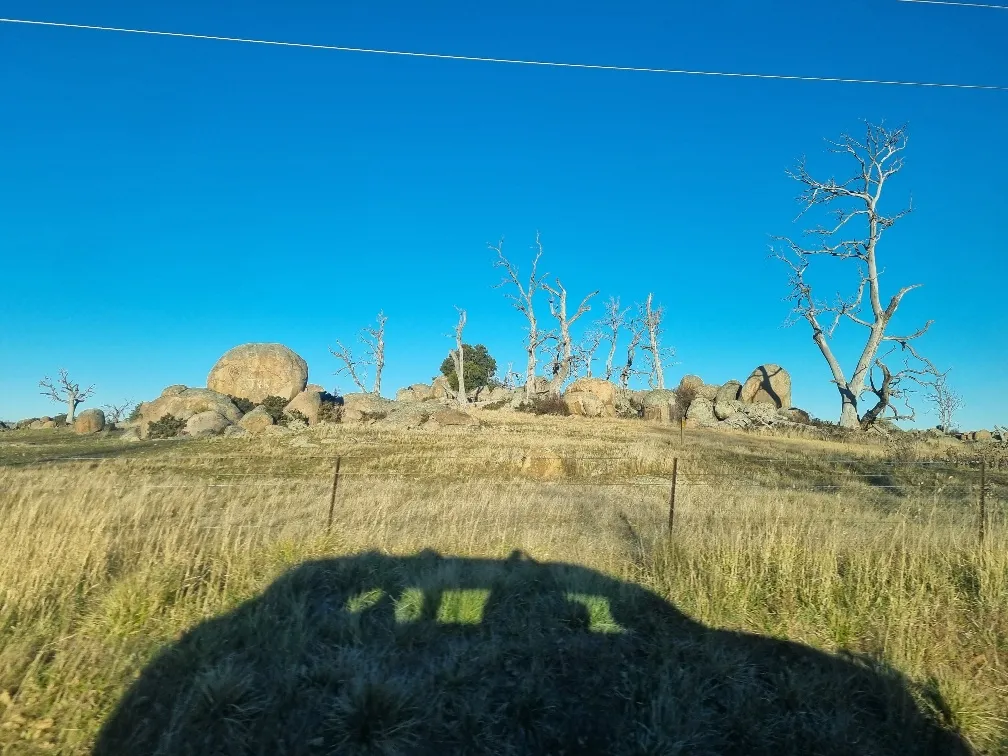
xmin=0 ymin=416 xmax=1005 ymax=754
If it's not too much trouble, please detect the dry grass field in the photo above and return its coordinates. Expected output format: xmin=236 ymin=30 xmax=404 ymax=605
xmin=1 ymin=411 xmax=1006 ymax=754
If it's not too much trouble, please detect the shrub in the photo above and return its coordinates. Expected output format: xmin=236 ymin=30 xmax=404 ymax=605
xmin=483 ymin=399 xmax=509 ymax=411
xmin=148 ymin=414 xmax=186 ymax=439
xmin=127 ymin=404 xmax=142 ymax=422
xmin=284 ymin=409 xmax=310 ymax=427
xmin=672 ymin=385 xmax=697 ymax=421
xmin=318 ymin=401 xmax=342 ymax=424
xmin=227 ymin=395 xmax=256 ymax=415
xmin=259 ymin=396 xmax=288 ymax=424
xmin=517 ymin=395 xmax=570 ymax=416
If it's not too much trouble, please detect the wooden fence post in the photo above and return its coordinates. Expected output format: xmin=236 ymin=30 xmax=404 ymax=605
xmin=679 ymin=417 xmax=684 ymax=447
xmin=979 ymin=459 xmax=986 ymax=548
xmin=667 ymin=457 xmax=679 ymax=537
xmin=327 ymin=456 xmax=342 ymax=534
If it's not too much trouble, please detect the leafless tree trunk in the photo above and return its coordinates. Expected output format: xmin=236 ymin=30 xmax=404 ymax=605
xmin=599 ymin=296 xmax=629 ymax=382
xmin=640 ymin=293 xmax=672 ymax=389
xmin=39 ymin=369 xmax=95 ymax=422
xmin=619 ymin=318 xmax=645 ymax=389
xmin=774 ymin=123 xmax=934 ymax=429
xmin=449 ymin=308 xmax=468 ymax=407
xmin=542 ymin=279 xmax=598 ymax=396
xmin=493 ymin=234 xmax=552 ymax=400
xmin=330 ymin=311 xmax=387 ymax=395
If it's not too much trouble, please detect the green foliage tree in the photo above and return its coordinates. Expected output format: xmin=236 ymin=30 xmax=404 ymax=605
xmin=439 ymin=344 xmax=497 ymax=392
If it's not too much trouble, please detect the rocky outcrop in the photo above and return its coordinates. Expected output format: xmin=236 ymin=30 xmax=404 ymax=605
xmin=396 ymin=383 xmax=435 ymax=402
xmin=239 ymin=406 xmax=275 ymax=434
xmin=186 ymin=411 xmax=231 ymax=436
xmin=341 ymin=393 xmax=396 ymax=423
xmin=685 ymin=397 xmax=717 ymax=427
xmin=430 ymin=376 xmax=454 ymax=402
xmin=562 ymin=379 xmax=618 ymax=418
xmin=161 ymin=384 xmax=188 ymax=397
xmin=137 ymin=388 xmax=242 ymax=439
xmin=678 ymin=375 xmax=704 ymax=393
xmin=714 ymin=381 xmax=743 ymax=421
xmin=739 ymin=364 xmax=791 ymax=409
xmin=640 ymin=389 xmax=677 ymax=423
xmin=207 ymin=343 xmax=309 ymax=403
xmin=74 ymin=408 xmax=105 ymax=434
xmin=284 ymin=389 xmax=323 ymax=425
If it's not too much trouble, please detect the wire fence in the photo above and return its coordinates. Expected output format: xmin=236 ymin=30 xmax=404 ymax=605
xmin=5 ymin=449 xmax=1005 ymax=549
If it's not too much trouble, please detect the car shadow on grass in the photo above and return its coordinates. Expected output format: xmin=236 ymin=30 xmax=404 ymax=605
xmin=94 ymin=550 xmax=968 ymax=756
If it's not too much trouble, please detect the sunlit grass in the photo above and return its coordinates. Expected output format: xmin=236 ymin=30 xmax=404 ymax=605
xmin=0 ymin=416 xmax=1005 ymax=753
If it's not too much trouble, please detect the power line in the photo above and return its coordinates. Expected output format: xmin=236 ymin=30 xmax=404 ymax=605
xmin=0 ymin=17 xmax=1005 ymax=92
xmin=896 ymin=0 xmax=1008 ymax=9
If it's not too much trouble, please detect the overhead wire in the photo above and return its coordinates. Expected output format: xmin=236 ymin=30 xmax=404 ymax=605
xmin=0 ymin=17 xmax=1005 ymax=92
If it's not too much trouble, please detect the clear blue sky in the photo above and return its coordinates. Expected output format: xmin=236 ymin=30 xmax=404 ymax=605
xmin=1 ymin=1 xmax=1005 ymax=429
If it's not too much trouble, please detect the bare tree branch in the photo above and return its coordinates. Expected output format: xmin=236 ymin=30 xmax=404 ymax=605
xmin=640 ymin=293 xmax=674 ymax=389
xmin=773 ymin=121 xmax=934 ymax=429
xmin=542 ymin=277 xmax=598 ymax=396
xmin=619 ymin=317 xmax=646 ymax=389
xmin=330 ymin=312 xmax=387 ymax=395
xmin=39 ymin=369 xmax=95 ymax=422
xmin=597 ymin=296 xmax=629 ymax=382
xmin=492 ymin=234 xmax=551 ymax=399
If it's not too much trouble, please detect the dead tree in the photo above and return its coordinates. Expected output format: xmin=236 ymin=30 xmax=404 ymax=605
xmin=330 ymin=312 xmax=387 ymax=395
xmin=103 ymin=400 xmax=135 ymax=425
xmin=858 ymin=345 xmax=942 ymax=430
xmin=619 ymin=318 xmax=646 ymax=389
xmin=542 ymin=279 xmax=598 ymax=395
xmin=572 ymin=328 xmax=605 ymax=379
xmin=640 ymin=293 xmax=673 ymax=389
xmin=448 ymin=308 xmax=468 ymax=407
xmin=925 ymin=370 xmax=964 ymax=432
xmin=774 ymin=123 xmax=935 ymax=429
xmin=492 ymin=235 xmax=551 ymax=400
xmin=599 ymin=296 xmax=629 ymax=382
xmin=39 ymin=369 xmax=94 ymax=423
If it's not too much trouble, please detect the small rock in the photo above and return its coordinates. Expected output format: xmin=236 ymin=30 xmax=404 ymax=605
xmin=285 ymin=389 xmax=323 ymax=425
xmin=223 ymin=425 xmax=248 ymax=438
xmin=160 ymin=384 xmax=188 ymax=397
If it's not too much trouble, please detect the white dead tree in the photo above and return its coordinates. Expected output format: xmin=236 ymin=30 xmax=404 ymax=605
xmin=640 ymin=293 xmax=673 ymax=389
xmin=39 ymin=369 xmax=94 ymax=423
xmin=619 ymin=317 xmax=646 ymax=389
xmin=599 ymin=296 xmax=629 ymax=382
xmin=492 ymin=235 xmax=552 ymax=400
xmin=542 ymin=279 xmax=598 ymax=395
xmin=774 ymin=122 xmax=936 ymax=429
xmin=448 ymin=307 xmax=468 ymax=407
xmin=925 ymin=370 xmax=964 ymax=432
xmin=572 ymin=328 xmax=605 ymax=379
xmin=330 ymin=311 xmax=387 ymax=395
xmin=103 ymin=400 xmax=135 ymax=425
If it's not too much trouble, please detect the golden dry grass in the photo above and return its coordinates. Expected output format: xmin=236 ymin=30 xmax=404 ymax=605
xmin=0 ymin=413 xmax=1005 ymax=753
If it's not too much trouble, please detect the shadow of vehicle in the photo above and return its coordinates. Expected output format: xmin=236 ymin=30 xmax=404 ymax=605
xmin=94 ymin=550 xmax=967 ymax=755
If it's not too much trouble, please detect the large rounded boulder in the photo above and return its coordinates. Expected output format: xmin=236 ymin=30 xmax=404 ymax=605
xmin=74 ymin=408 xmax=106 ymax=434
xmin=136 ymin=388 xmax=242 ymax=439
xmin=739 ymin=364 xmax=792 ymax=409
xmin=207 ymin=343 xmax=309 ymax=403
xmin=562 ymin=378 xmax=618 ymax=418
